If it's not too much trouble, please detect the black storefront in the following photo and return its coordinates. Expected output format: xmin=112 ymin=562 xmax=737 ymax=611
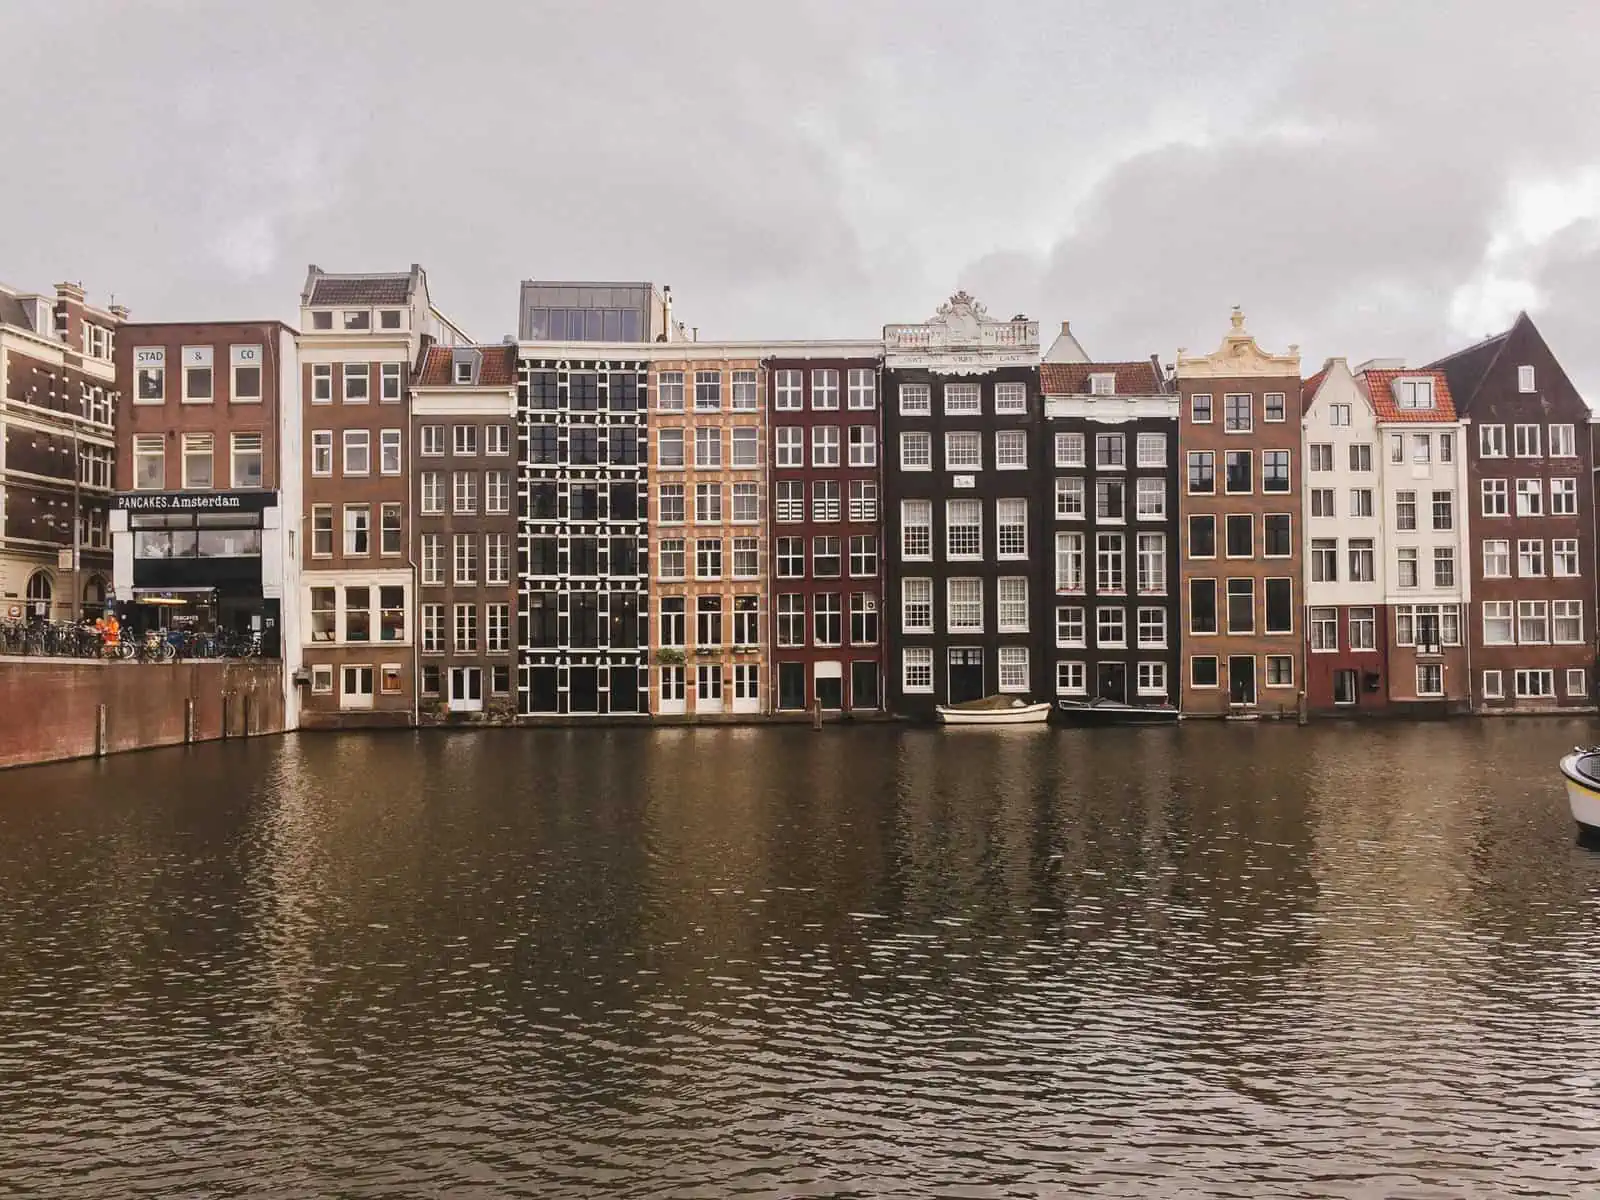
xmin=113 ymin=490 xmax=280 ymax=655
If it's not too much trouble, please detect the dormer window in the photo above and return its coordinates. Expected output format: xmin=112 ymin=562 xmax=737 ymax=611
xmin=343 ymin=310 xmax=371 ymax=331
xmin=380 ymin=310 xmax=402 ymax=330
xmin=454 ymin=360 xmax=473 ymax=385
xmin=1518 ymin=364 xmax=1535 ymax=393
xmin=1396 ymin=378 xmax=1434 ymax=409
xmin=311 ymin=311 xmax=333 ymax=330
xmin=1089 ymin=373 xmax=1115 ymax=396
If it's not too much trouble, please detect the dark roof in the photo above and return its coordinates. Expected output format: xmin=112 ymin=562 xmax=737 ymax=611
xmin=415 ymin=345 xmax=517 ymax=388
xmin=1041 ymin=360 xmax=1164 ymax=395
xmin=1301 ymin=367 xmax=1329 ymax=409
xmin=0 ymin=291 xmax=33 ymax=332
xmin=1357 ymin=368 xmax=1459 ymax=423
xmin=1426 ymin=321 xmax=1515 ymax=416
xmin=307 ymin=275 xmax=413 ymax=306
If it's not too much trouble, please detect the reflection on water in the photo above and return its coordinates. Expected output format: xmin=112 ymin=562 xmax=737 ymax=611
xmin=2 ymin=721 xmax=1599 ymax=1197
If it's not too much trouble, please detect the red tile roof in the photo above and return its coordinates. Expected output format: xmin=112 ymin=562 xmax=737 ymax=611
xmin=1040 ymin=360 xmax=1163 ymax=395
xmin=1357 ymin=368 xmax=1458 ymax=423
xmin=1301 ymin=368 xmax=1329 ymax=410
xmin=416 ymin=344 xmax=517 ymax=388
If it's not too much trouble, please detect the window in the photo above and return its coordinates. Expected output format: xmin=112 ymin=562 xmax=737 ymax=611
xmin=1308 ymin=444 xmax=1333 ymax=472
xmin=1409 ymin=434 xmax=1431 ymax=463
xmin=374 ymin=429 xmax=400 ymax=476
xmin=1265 ymin=656 xmax=1294 ymax=688
xmin=732 ymin=536 xmax=759 ymax=578
xmin=453 ymin=471 xmax=477 ymax=515
xmin=486 ymin=471 xmax=510 ymax=515
xmin=336 ymin=429 xmax=367 ymax=476
xmin=776 ymin=481 xmax=804 ymax=523
xmin=1550 ymin=424 xmax=1576 ymax=457
xmin=1551 ymin=477 xmax=1577 ymax=516
xmin=311 ymin=506 xmax=333 ymax=557
xmin=1056 ymin=477 xmax=1085 ymax=519
xmin=944 ymin=382 xmax=980 ymax=413
xmin=1135 ymin=478 xmax=1165 ymax=520
xmin=1397 ymin=378 xmax=1435 ymax=409
xmin=1311 ymin=489 xmax=1335 ymax=518
xmin=1481 ymin=478 xmax=1508 ymax=517
xmin=810 ymin=426 xmax=839 ymax=468
xmin=381 ymin=363 xmax=402 ymax=403
xmin=453 ymin=533 xmax=477 ymax=584
xmin=1554 ymin=600 xmax=1583 ymax=644
xmin=1353 ymin=538 xmax=1379 ymax=583
xmin=812 ymin=536 xmax=842 ymax=578
xmin=230 ymin=346 xmax=262 ymax=402
xmin=996 ymin=499 xmax=1027 ymax=558
xmin=811 ymin=369 xmax=840 ymax=410
xmin=697 ymin=595 xmax=724 ymax=647
xmin=1553 ymin=538 xmax=1579 ymax=577
xmin=810 ymin=593 xmax=842 ymax=646
xmin=1055 ymin=432 xmax=1085 ymax=467
xmin=1136 ymin=607 xmax=1165 ymax=649
xmin=946 ymin=500 xmax=982 ymax=559
xmin=484 ymin=533 xmax=509 ymax=584
xmin=997 ymin=577 xmax=1028 ymax=632
xmin=1096 ymin=533 xmax=1125 ymax=593
xmin=899 ymin=383 xmax=931 ymax=415
xmin=1410 ymin=664 xmax=1442 ymax=697
xmin=134 ymin=348 xmax=165 ymax=403
xmin=656 ymin=371 xmax=685 ymax=412
xmin=998 ymin=647 xmax=1029 ymax=693
xmin=1187 ymin=451 xmax=1215 ymax=494
xmin=1136 ymin=662 xmax=1168 ymax=697
xmin=1225 ymin=514 xmax=1253 ymax=558
xmin=1055 ymin=532 xmax=1084 ymax=592
xmin=1225 ymin=450 xmax=1252 ymax=493
xmin=1350 ymin=489 xmax=1374 ymax=518
xmin=1430 ymin=490 xmax=1453 ymax=531
xmin=1189 ymin=579 xmax=1217 ymax=635
xmin=1568 ymin=669 xmax=1588 ymax=699
xmin=1433 ymin=547 xmax=1455 ymax=588
xmin=1345 ymin=607 xmax=1374 ymax=651
xmin=1096 ymin=480 xmax=1125 ymax=521
xmin=1224 ymin=393 xmax=1252 ymax=432
xmin=1095 ymin=433 xmax=1125 ymax=470
xmin=1189 ymin=515 xmax=1216 ymax=558
xmin=1516 ymin=669 xmax=1555 ymax=699
xmin=1265 ymin=578 xmax=1293 ymax=634
xmin=1479 ymin=424 xmax=1505 ymax=457
xmin=379 ymin=503 xmax=402 ymax=556
xmin=770 ymin=369 xmax=803 ymax=411
xmin=340 ymin=362 xmax=369 ymax=404
xmin=732 ymin=595 xmax=761 ymax=646
xmin=451 ymin=603 xmax=478 ymax=653
xmin=901 ymin=501 xmax=932 ymax=560
xmin=1190 ymin=393 xmax=1213 ymax=423
xmin=1136 ymin=432 xmax=1166 ymax=467
xmin=1396 ymin=547 xmax=1419 ymax=588
xmin=1226 ymin=578 xmax=1254 ymax=634
xmin=1265 ymin=393 xmax=1286 ymax=422
xmin=994 ymin=381 xmax=1027 ymax=413
xmin=1389 ymin=432 xmax=1405 ymax=464
xmin=1481 ymin=539 xmax=1511 ymax=577
xmin=849 ymin=534 xmax=878 ymax=578
xmin=773 ymin=427 xmax=802 ymax=468
xmin=1517 ymin=364 xmax=1536 ymax=393
xmin=848 ymin=426 xmax=877 ymax=467
xmin=344 ymin=504 xmax=370 ymax=555
xmin=182 ymin=346 xmax=214 ymax=402
xmin=1514 ymin=424 xmax=1540 ymax=457
xmin=693 ymin=370 xmax=722 ymax=411
xmin=694 ymin=482 xmax=723 ymax=524
xmin=1394 ymin=490 xmax=1417 ymax=531
xmin=774 ymin=594 xmax=804 ymax=646
xmin=1482 ymin=601 xmax=1514 ymax=645
xmin=1057 ymin=661 xmax=1087 ymax=696
xmin=939 ymin=578 xmax=981 ymax=632
xmin=1261 ymin=450 xmax=1290 ymax=493
xmin=900 ymin=431 xmax=932 ymax=470
xmin=1516 ymin=479 xmax=1543 ymax=517
xmin=849 ymin=481 xmax=878 ymax=522
xmin=1518 ymin=600 xmax=1549 ymax=644
xmin=1310 ymin=538 xmax=1338 ymax=583
xmin=732 ymin=481 xmax=760 ymax=524
xmin=657 ymin=539 xmax=685 ymax=580
xmin=903 ymin=647 xmax=934 ymax=693
xmin=310 ymin=430 xmax=335 ymax=477
xmin=1482 ymin=669 xmax=1504 ymax=699
xmin=418 ymin=603 xmax=446 ymax=654
xmin=902 ymin=578 xmax=933 ymax=633
xmin=847 ymin=368 xmax=876 ymax=410
xmin=1263 ymin=514 xmax=1291 ymax=557
xmin=945 ymin=431 xmax=982 ymax=470
xmin=661 ymin=485 xmax=689 ymax=526
xmin=420 ymin=533 xmax=444 ymax=584
xmin=1056 ymin=606 xmax=1086 ymax=647
xmin=1136 ymin=533 xmax=1166 ymax=594
xmin=995 ymin=430 xmax=1026 ymax=469
xmin=181 ymin=433 xmax=213 ymax=489
xmin=1349 ymin=443 xmax=1372 ymax=472
xmin=1311 ymin=606 xmax=1338 ymax=652
xmin=695 ymin=538 xmax=723 ymax=580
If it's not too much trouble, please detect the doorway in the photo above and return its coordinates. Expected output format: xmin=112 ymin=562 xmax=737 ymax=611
xmin=1228 ymin=655 xmax=1256 ymax=706
xmin=1333 ymin=669 xmax=1358 ymax=706
xmin=449 ymin=667 xmax=483 ymax=713
xmin=777 ymin=662 xmax=806 ymax=711
xmin=1097 ymin=662 xmax=1127 ymax=704
xmin=851 ymin=660 xmax=879 ymax=710
xmin=569 ymin=666 xmax=599 ymax=714
xmin=948 ymin=648 xmax=985 ymax=703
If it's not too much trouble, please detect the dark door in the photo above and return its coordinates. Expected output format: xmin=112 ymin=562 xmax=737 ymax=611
xmin=778 ymin=662 xmax=807 ymax=710
xmin=609 ymin=665 xmax=639 ymax=713
xmin=529 ymin=667 xmax=559 ymax=712
xmin=948 ymin=648 xmax=985 ymax=703
xmin=816 ymin=674 xmax=843 ymax=710
xmin=1097 ymin=662 xmax=1126 ymax=703
xmin=851 ymin=660 xmax=879 ymax=710
xmin=1228 ymin=656 xmax=1256 ymax=705
xmin=569 ymin=666 xmax=600 ymax=714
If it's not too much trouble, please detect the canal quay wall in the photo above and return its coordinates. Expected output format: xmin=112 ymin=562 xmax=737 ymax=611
xmin=0 ymin=659 xmax=286 ymax=769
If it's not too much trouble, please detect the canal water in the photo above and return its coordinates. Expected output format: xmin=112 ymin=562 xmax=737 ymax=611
xmin=2 ymin=721 xmax=1598 ymax=1197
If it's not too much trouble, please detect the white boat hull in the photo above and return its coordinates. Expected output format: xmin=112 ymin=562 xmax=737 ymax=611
xmin=1561 ymin=752 xmax=1600 ymax=835
xmin=936 ymin=702 xmax=1052 ymax=726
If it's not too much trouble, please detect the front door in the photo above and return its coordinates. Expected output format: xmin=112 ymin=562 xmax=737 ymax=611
xmin=1333 ymin=669 xmax=1357 ymax=706
xmin=777 ymin=662 xmax=806 ymax=711
xmin=948 ymin=648 xmax=985 ymax=704
xmin=341 ymin=664 xmax=374 ymax=710
xmin=449 ymin=667 xmax=483 ymax=713
xmin=732 ymin=663 xmax=761 ymax=713
xmin=658 ymin=666 xmax=686 ymax=715
xmin=1228 ymin=655 xmax=1256 ymax=706
xmin=1097 ymin=662 xmax=1127 ymax=704
xmin=851 ymin=660 xmax=879 ymax=710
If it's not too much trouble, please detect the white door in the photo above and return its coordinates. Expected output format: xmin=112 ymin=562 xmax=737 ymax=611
xmin=732 ymin=663 xmax=761 ymax=714
xmin=340 ymin=664 xmax=374 ymax=710
xmin=449 ymin=667 xmax=483 ymax=713
xmin=658 ymin=665 xmax=686 ymax=715
xmin=696 ymin=664 xmax=724 ymax=714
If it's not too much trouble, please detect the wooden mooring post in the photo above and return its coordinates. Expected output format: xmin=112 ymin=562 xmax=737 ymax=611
xmin=184 ymin=697 xmax=195 ymax=744
xmin=95 ymin=704 xmax=107 ymax=757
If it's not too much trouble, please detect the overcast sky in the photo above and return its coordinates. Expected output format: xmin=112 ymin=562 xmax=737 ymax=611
xmin=4 ymin=1 xmax=1597 ymax=397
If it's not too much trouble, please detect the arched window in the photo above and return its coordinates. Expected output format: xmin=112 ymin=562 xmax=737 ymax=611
xmin=83 ymin=575 xmax=107 ymax=619
xmin=25 ymin=570 xmax=53 ymax=620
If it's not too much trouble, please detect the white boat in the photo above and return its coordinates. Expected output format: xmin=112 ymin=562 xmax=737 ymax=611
xmin=936 ymin=696 xmax=1052 ymax=726
xmin=1559 ymin=747 xmax=1600 ymax=838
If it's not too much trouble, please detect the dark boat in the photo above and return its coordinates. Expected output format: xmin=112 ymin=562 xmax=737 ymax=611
xmin=1055 ymin=698 xmax=1180 ymax=726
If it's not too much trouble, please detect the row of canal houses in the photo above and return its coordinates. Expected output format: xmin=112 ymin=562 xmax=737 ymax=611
xmin=4 ymin=267 xmax=1591 ymax=727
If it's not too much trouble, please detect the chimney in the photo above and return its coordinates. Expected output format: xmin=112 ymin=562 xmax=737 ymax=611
xmin=108 ymin=303 xmax=130 ymax=321
xmin=55 ymin=281 xmax=85 ymax=304
xmin=1061 ymin=320 xmax=1071 ymax=335
xmin=692 ymin=326 xmax=699 ymax=342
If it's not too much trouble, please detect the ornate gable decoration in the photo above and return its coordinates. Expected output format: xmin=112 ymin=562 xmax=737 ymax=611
xmin=884 ymin=291 xmax=1040 ymax=375
xmin=1176 ymin=307 xmax=1300 ymax=380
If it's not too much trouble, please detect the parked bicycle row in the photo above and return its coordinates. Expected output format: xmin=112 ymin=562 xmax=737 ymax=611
xmin=0 ymin=619 xmax=264 ymax=661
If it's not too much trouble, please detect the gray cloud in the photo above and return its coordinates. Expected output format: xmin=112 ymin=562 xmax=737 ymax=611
xmin=2 ymin=1 xmax=1596 ymax=395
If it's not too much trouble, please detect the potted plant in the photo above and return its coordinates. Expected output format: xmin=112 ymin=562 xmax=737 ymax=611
xmin=654 ymin=647 xmax=685 ymax=666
